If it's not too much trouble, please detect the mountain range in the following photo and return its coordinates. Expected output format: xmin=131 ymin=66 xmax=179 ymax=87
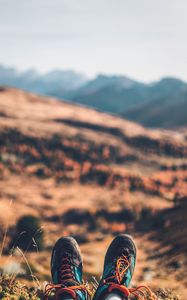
xmin=0 ymin=64 xmax=187 ymax=128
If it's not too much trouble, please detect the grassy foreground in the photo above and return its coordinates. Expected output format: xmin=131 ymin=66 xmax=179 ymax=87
xmin=0 ymin=276 xmax=182 ymax=300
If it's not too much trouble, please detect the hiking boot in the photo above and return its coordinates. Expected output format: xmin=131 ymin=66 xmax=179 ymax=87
xmin=45 ymin=236 xmax=89 ymax=300
xmin=93 ymin=234 xmax=136 ymax=300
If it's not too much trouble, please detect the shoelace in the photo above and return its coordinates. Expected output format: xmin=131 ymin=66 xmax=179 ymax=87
xmin=44 ymin=282 xmax=90 ymax=299
xmin=44 ymin=257 xmax=92 ymax=300
xmin=103 ymin=255 xmax=157 ymax=300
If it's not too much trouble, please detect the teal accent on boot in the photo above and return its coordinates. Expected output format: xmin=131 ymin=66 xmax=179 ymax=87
xmin=93 ymin=234 xmax=136 ymax=300
xmin=50 ymin=236 xmax=88 ymax=300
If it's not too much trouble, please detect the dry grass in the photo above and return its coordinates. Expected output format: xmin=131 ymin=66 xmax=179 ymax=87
xmin=0 ymin=276 xmax=183 ymax=300
xmin=0 ymin=275 xmax=42 ymax=299
xmin=0 ymin=275 xmax=182 ymax=299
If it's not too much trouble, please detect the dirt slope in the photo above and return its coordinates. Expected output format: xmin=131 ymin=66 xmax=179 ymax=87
xmin=0 ymin=87 xmax=186 ymax=297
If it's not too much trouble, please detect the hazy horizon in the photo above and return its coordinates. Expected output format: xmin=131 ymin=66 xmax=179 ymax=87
xmin=1 ymin=63 xmax=187 ymax=85
xmin=0 ymin=0 xmax=187 ymax=82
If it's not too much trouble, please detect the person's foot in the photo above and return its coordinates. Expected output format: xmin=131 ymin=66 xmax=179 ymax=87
xmin=93 ymin=234 xmax=136 ymax=300
xmin=45 ymin=236 xmax=89 ymax=300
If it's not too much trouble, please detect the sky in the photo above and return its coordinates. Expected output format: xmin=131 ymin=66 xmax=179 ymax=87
xmin=0 ymin=0 xmax=187 ymax=82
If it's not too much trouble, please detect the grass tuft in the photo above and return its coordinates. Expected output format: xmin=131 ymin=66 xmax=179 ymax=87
xmin=0 ymin=275 xmax=42 ymax=299
xmin=156 ymin=288 xmax=181 ymax=300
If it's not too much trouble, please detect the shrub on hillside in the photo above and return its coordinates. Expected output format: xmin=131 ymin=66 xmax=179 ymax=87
xmin=62 ymin=208 xmax=97 ymax=231
xmin=96 ymin=208 xmax=135 ymax=223
xmin=9 ymin=215 xmax=44 ymax=252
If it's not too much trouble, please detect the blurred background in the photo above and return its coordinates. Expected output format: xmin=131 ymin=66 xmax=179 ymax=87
xmin=0 ymin=0 xmax=187 ymax=297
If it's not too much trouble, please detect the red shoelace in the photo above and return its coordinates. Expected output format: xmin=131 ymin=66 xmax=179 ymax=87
xmin=44 ymin=257 xmax=91 ymax=300
xmin=102 ymin=255 xmax=157 ymax=300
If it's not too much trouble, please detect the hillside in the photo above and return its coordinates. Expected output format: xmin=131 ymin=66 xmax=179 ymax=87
xmin=59 ymin=74 xmax=148 ymax=113
xmin=0 ymin=87 xmax=186 ymax=297
xmin=65 ymin=77 xmax=187 ymax=119
xmin=123 ymin=89 xmax=187 ymax=128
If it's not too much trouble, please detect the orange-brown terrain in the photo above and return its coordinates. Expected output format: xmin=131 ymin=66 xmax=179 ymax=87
xmin=0 ymin=87 xmax=187 ymax=297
